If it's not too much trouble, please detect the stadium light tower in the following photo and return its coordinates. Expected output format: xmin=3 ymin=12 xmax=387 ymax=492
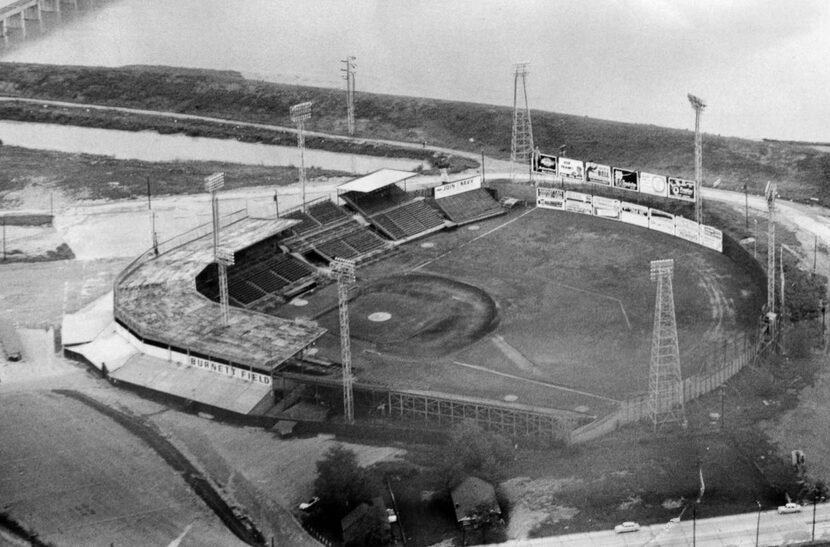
xmin=290 ymin=101 xmax=313 ymax=212
xmin=341 ymin=56 xmax=357 ymax=136
xmin=511 ymin=62 xmax=534 ymax=182
xmin=765 ymin=181 xmax=777 ymax=314
xmin=204 ymin=172 xmax=225 ymax=259
xmin=648 ymin=259 xmax=686 ymax=430
xmin=330 ymin=257 xmax=356 ymax=424
xmin=215 ymin=247 xmax=234 ymax=327
xmin=688 ymin=93 xmax=706 ymax=225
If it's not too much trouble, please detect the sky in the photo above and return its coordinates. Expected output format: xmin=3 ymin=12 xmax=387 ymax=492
xmin=1 ymin=0 xmax=829 ymax=142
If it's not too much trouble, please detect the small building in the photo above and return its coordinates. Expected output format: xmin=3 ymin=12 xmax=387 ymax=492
xmin=341 ymin=496 xmax=390 ymax=546
xmin=451 ymin=476 xmax=502 ymax=529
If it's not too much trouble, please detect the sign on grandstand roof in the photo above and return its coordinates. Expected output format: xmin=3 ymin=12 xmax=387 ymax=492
xmin=204 ymin=172 xmax=225 ymax=192
xmin=434 ymin=175 xmax=482 ymax=199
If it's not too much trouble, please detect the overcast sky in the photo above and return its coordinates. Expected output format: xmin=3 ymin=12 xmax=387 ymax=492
xmin=2 ymin=0 xmax=829 ymax=142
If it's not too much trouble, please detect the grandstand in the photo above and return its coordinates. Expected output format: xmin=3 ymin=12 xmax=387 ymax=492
xmin=114 ymin=215 xmax=326 ymax=379
xmin=338 ymin=169 xmax=449 ymax=241
xmin=282 ymin=197 xmax=392 ymax=263
xmin=433 ymin=188 xmax=506 ymax=225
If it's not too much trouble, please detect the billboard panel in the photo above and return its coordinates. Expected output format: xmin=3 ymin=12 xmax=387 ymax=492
xmin=533 ymin=153 xmax=558 ymax=175
xmin=592 ymin=196 xmax=621 ymax=219
xmin=674 ymin=216 xmax=700 ymax=244
xmin=668 ymin=177 xmax=696 ymax=202
xmin=536 ymin=187 xmax=565 ymax=210
xmin=620 ymin=202 xmax=650 ymax=227
xmin=564 ymin=190 xmax=593 ymax=215
xmin=700 ymin=224 xmax=723 ymax=252
xmin=434 ymin=175 xmax=482 ymax=199
xmin=613 ymin=167 xmax=640 ymax=192
xmin=585 ymin=162 xmax=612 ymax=186
xmin=558 ymin=157 xmax=585 ymax=182
xmin=640 ymin=172 xmax=668 ymax=197
xmin=649 ymin=208 xmax=675 ymax=235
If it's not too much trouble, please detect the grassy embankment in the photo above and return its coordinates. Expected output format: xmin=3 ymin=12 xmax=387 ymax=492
xmin=1 ymin=63 xmax=830 ymax=204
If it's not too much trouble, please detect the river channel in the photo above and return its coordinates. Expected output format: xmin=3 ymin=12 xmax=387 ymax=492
xmin=0 ymin=120 xmax=425 ymax=172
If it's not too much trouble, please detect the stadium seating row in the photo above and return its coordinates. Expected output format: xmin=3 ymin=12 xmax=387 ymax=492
xmin=434 ymin=189 xmax=505 ymax=224
xmin=341 ymin=185 xmax=410 ymax=216
xmin=369 ymin=200 xmax=446 ymax=240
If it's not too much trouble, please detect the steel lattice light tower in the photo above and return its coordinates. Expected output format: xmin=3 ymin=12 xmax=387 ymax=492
xmin=511 ymin=62 xmax=534 ymax=182
xmin=688 ymin=94 xmax=706 ymax=225
xmin=290 ymin=101 xmax=313 ymax=212
xmin=204 ymin=172 xmax=225 ymax=259
xmin=765 ymin=181 xmax=777 ymax=314
xmin=215 ymin=247 xmax=234 ymax=327
xmin=648 ymin=259 xmax=686 ymax=430
xmin=330 ymin=257 xmax=356 ymax=424
xmin=341 ymin=56 xmax=357 ymax=136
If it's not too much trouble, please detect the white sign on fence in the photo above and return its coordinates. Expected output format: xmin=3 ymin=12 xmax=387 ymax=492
xmin=640 ymin=172 xmax=668 ymax=197
xmin=592 ymin=196 xmax=621 ymax=219
xmin=700 ymin=224 xmax=723 ymax=252
xmin=674 ymin=216 xmax=700 ymax=244
xmin=536 ymin=187 xmax=565 ymax=210
xmin=558 ymin=157 xmax=585 ymax=182
xmin=620 ymin=202 xmax=650 ymax=227
xmin=565 ymin=190 xmax=593 ymax=215
xmin=649 ymin=208 xmax=675 ymax=235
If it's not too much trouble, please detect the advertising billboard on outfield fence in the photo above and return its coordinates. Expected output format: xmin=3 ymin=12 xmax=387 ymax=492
xmin=649 ymin=208 xmax=675 ymax=235
xmin=533 ymin=153 xmax=558 ymax=174
xmin=536 ymin=187 xmax=565 ymax=210
xmin=564 ymin=190 xmax=593 ymax=215
xmin=674 ymin=216 xmax=700 ymax=244
xmin=668 ymin=177 xmax=696 ymax=202
xmin=592 ymin=196 xmax=621 ymax=219
xmin=613 ymin=167 xmax=640 ymax=192
xmin=585 ymin=162 xmax=612 ymax=186
xmin=558 ymin=157 xmax=585 ymax=182
xmin=700 ymin=224 xmax=723 ymax=252
xmin=434 ymin=175 xmax=482 ymax=199
xmin=640 ymin=172 xmax=668 ymax=197
xmin=620 ymin=202 xmax=650 ymax=227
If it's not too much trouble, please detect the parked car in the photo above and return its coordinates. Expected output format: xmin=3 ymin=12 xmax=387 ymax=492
xmin=614 ymin=521 xmax=640 ymax=534
xmin=386 ymin=508 xmax=397 ymax=523
xmin=298 ymin=496 xmax=320 ymax=511
xmin=778 ymin=502 xmax=802 ymax=514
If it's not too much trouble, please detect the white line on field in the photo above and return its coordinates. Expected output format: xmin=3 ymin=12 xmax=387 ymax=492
xmin=411 ymin=207 xmax=538 ymax=272
xmin=451 ymin=359 xmax=621 ymax=404
xmin=551 ymin=281 xmax=632 ymax=330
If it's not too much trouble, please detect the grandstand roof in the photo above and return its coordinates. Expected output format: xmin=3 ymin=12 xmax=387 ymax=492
xmin=115 ymin=216 xmax=325 ymax=371
xmin=337 ymin=168 xmax=418 ymax=194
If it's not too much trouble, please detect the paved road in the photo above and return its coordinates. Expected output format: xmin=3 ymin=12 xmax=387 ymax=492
xmin=494 ymin=504 xmax=830 ymax=546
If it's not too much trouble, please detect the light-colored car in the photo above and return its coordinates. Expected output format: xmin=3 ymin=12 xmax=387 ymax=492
xmin=386 ymin=508 xmax=398 ymax=523
xmin=614 ymin=521 xmax=641 ymax=534
xmin=299 ymin=496 xmax=320 ymax=511
xmin=778 ymin=502 xmax=802 ymax=514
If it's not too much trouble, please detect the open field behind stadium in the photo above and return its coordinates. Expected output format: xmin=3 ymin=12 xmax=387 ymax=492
xmin=280 ymin=206 xmax=765 ymax=418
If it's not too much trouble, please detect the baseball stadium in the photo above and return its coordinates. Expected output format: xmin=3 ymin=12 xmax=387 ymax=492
xmin=74 ymin=166 xmax=766 ymax=445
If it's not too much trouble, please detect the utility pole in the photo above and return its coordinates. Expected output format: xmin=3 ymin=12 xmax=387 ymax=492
xmin=330 ymin=258 xmax=356 ymax=424
xmin=688 ymin=93 xmax=706 ymax=225
xmin=481 ymin=149 xmax=485 ymax=185
xmin=744 ymin=183 xmax=749 ymax=229
xmin=273 ymin=190 xmax=279 ymax=218
xmin=341 ymin=56 xmax=357 ymax=136
xmin=146 ymin=176 xmax=152 ymax=210
xmin=648 ymin=259 xmax=686 ymax=430
xmin=290 ymin=102 xmax=313 ymax=212
xmin=755 ymin=501 xmax=761 ymax=547
xmin=1 ymin=216 xmax=5 ymax=261
xmin=511 ymin=62 xmax=534 ymax=183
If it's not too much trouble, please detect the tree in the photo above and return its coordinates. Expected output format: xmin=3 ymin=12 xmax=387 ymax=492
xmin=313 ymin=444 xmax=378 ymax=517
xmin=442 ymin=420 xmax=513 ymax=487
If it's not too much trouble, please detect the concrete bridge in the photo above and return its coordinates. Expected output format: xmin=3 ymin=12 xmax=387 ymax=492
xmin=0 ymin=0 xmax=95 ymax=43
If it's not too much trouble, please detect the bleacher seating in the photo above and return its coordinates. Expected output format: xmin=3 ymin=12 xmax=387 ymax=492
xmin=229 ymin=280 xmax=267 ymax=305
xmin=272 ymin=254 xmax=315 ymax=282
xmin=284 ymin=210 xmax=320 ymax=235
xmin=434 ymin=188 xmax=506 ymax=224
xmin=342 ymin=185 xmax=410 ymax=216
xmin=342 ymin=229 xmax=386 ymax=253
xmin=307 ymin=200 xmax=350 ymax=225
xmin=317 ymin=239 xmax=360 ymax=260
xmin=248 ymin=269 xmax=289 ymax=293
xmin=369 ymin=200 xmax=447 ymax=240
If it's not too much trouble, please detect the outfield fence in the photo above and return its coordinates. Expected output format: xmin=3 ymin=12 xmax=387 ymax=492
xmin=570 ymin=330 xmax=764 ymax=444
